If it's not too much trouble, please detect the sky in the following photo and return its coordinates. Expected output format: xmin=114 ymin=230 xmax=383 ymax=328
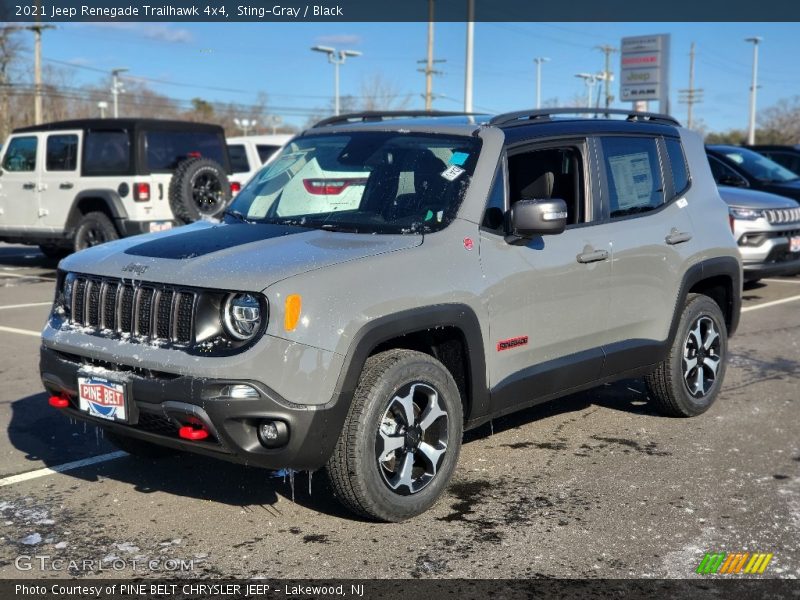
xmin=22 ymin=21 xmax=800 ymax=132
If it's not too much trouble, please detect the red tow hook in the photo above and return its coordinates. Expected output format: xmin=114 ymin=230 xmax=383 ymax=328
xmin=48 ymin=395 xmax=69 ymax=408
xmin=178 ymin=425 xmax=209 ymax=441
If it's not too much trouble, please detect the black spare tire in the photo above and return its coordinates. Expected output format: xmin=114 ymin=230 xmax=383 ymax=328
xmin=168 ymin=157 xmax=231 ymax=223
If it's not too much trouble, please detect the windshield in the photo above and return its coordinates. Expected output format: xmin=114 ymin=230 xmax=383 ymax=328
xmin=718 ymin=147 xmax=800 ymax=183
xmin=225 ymin=132 xmax=481 ymax=234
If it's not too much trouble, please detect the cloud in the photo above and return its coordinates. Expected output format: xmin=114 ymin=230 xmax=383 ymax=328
xmin=84 ymin=22 xmax=193 ymax=44
xmin=315 ymin=34 xmax=362 ymax=46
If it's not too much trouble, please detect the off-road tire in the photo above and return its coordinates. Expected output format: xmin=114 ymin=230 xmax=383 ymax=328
xmin=645 ymin=293 xmax=728 ymax=417
xmin=106 ymin=431 xmax=177 ymax=459
xmin=39 ymin=244 xmax=70 ymax=259
xmin=73 ymin=212 xmax=119 ymax=252
xmin=325 ymin=349 xmax=463 ymax=522
xmin=168 ymin=157 xmax=230 ymax=223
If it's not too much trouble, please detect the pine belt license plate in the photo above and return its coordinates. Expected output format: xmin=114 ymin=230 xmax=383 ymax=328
xmin=77 ymin=374 xmax=129 ymax=422
xmin=790 ymin=236 xmax=800 ymax=253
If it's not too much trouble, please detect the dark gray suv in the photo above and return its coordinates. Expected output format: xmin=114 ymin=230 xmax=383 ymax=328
xmin=41 ymin=109 xmax=742 ymax=521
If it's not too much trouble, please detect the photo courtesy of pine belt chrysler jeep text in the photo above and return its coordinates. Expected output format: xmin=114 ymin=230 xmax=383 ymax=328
xmin=40 ymin=109 xmax=742 ymax=521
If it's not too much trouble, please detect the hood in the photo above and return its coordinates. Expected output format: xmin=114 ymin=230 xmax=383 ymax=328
xmin=59 ymin=221 xmax=423 ymax=292
xmin=717 ymin=185 xmax=800 ymax=209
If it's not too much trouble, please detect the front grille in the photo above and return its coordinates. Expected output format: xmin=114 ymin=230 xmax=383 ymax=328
xmin=137 ymin=412 xmax=179 ymax=436
xmin=764 ymin=207 xmax=800 ymax=224
xmin=67 ymin=276 xmax=195 ymax=344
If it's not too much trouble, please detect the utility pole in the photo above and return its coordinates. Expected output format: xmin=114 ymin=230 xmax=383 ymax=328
xmin=745 ymin=36 xmax=762 ymax=145
xmin=678 ymin=42 xmax=704 ymax=129
xmin=533 ymin=57 xmax=550 ymax=109
xmin=3 ymin=24 xmax=55 ymax=125
xmin=464 ymin=0 xmax=474 ymax=113
xmin=111 ymin=68 xmax=128 ymax=118
xmin=595 ymin=45 xmax=617 ymax=110
xmin=418 ymin=0 xmax=445 ymax=110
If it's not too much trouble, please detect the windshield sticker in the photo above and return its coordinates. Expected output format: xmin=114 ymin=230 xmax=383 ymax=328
xmin=437 ymin=210 xmax=444 ymax=222
xmin=424 ymin=209 xmax=434 ymax=221
xmin=441 ymin=165 xmax=465 ymax=181
xmin=449 ymin=152 xmax=469 ymax=166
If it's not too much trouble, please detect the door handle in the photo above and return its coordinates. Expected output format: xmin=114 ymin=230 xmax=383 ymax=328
xmin=59 ymin=182 xmax=74 ymax=190
xmin=665 ymin=230 xmax=692 ymax=245
xmin=22 ymin=182 xmax=36 ymax=190
xmin=576 ymin=249 xmax=609 ymax=264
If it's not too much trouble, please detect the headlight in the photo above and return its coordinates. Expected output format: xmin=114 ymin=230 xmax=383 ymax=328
xmin=61 ymin=272 xmax=76 ymax=316
xmin=729 ymin=207 xmax=763 ymax=220
xmin=222 ymin=293 xmax=263 ymax=341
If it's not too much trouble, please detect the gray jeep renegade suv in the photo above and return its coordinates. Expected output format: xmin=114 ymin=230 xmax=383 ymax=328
xmin=40 ymin=109 xmax=742 ymax=521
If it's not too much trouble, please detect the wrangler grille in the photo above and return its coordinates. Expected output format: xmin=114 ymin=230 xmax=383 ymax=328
xmin=764 ymin=207 xmax=800 ymax=224
xmin=68 ymin=276 xmax=195 ymax=344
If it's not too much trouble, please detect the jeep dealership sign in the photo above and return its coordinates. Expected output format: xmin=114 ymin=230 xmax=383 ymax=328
xmin=620 ymin=34 xmax=670 ymax=113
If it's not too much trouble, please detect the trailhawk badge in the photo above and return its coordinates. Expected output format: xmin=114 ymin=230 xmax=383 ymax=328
xmin=78 ymin=376 xmax=127 ymax=421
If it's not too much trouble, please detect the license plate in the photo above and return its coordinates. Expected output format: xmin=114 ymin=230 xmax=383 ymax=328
xmin=790 ymin=236 xmax=800 ymax=253
xmin=78 ymin=376 xmax=127 ymax=422
xmin=149 ymin=221 xmax=173 ymax=233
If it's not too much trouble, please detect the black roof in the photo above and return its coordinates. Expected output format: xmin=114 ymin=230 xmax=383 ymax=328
xmin=13 ymin=118 xmax=224 ymax=134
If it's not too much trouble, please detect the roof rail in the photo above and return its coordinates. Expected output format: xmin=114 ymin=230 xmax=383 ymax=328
xmin=311 ymin=110 xmax=482 ymax=128
xmin=489 ymin=108 xmax=681 ymax=127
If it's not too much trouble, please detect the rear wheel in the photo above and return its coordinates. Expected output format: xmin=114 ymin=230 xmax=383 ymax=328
xmin=106 ymin=431 xmax=177 ymax=459
xmin=73 ymin=212 xmax=119 ymax=252
xmin=325 ymin=349 xmax=463 ymax=522
xmin=645 ymin=293 xmax=728 ymax=417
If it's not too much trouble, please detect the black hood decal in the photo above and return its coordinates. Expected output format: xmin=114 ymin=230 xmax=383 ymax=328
xmin=125 ymin=223 xmax=304 ymax=259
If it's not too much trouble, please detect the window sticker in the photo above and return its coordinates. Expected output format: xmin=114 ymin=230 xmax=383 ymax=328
xmin=608 ymin=152 xmax=653 ymax=209
xmin=449 ymin=152 xmax=469 ymax=166
xmin=441 ymin=165 xmax=465 ymax=181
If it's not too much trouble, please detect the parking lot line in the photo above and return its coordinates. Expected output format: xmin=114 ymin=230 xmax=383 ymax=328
xmin=0 ymin=451 xmax=127 ymax=487
xmin=0 ymin=301 xmax=52 ymax=310
xmin=0 ymin=325 xmax=41 ymax=337
xmin=761 ymin=278 xmax=800 ymax=284
xmin=741 ymin=293 xmax=800 ymax=313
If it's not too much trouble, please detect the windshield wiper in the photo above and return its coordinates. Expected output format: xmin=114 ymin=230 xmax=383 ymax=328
xmin=318 ymin=223 xmax=362 ymax=233
xmin=222 ymin=209 xmax=253 ymax=224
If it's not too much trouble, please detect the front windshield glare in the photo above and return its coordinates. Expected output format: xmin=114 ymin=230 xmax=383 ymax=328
xmin=226 ymin=132 xmax=482 ymax=234
xmin=722 ymin=148 xmax=799 ymax=183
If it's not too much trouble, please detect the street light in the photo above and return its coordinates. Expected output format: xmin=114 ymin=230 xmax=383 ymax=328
xmin=234 ymin=118 xmax=257 ymax=136
xmin=745 ymin=36 xmax=763 ymax=145
xmin=97 ymin=101 xmax=108 ymax=119
xmin=111 ymin=68 xmax=128 ymax=118
xmin=311 ymin=45 xmax=362 ymax=116
xmin=533 ymin=57 xmax=550 ymax=109
xmin=575 ymin=73 xmax=599 ymax=108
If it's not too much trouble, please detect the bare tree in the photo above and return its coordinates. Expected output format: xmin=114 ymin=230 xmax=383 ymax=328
xmin=359 ymin=73 xmax=411 ymax=111
xmin=758 ymin=96 xmax=800 ymax=144
xmin=0 ymin=28 xmax=24 ymax=140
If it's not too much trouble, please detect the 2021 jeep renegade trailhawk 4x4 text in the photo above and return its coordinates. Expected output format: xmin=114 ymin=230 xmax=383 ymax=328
xmin=40 ymin=109 xmax=741 ymax=521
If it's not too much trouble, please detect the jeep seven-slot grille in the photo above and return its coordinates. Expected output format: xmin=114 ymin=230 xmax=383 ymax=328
xmin=68 ymin=277 xmax=195 ymax=344
xmin=764 ymin=207 xmax=800 ymax=225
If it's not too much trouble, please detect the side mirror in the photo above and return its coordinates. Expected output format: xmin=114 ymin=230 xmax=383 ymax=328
xmin=508 ymin=198 xmax=568 ymax=238
xmin=718 ymin=174 xmax=747 ymax=188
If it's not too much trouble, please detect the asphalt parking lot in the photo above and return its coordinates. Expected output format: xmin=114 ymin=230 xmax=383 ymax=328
xmin=0 ymin=242 xmax=797 ymax=580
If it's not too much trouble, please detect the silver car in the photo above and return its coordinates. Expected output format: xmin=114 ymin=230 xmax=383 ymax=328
xmin=719 ymin=185 xmax=800 ymax=282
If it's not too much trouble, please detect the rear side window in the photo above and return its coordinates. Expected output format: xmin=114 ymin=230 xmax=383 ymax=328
xmin=228 ymin=144 xmax=250 ymax=173
xmin=145 ymin=131 xmax=225 ymax=171
xmin=84 ymin=130 xmax=131 ymax=175
xmin=665 ymin=138 xmax=689 ymax=195
xmin=46 ymin=134 xmax=78 ymax=171
xmin=2 ymin=136 xmax=37 ymax=172
xmin=601 ymin=137 xmax=664 ymax=218
xmin=256 ymin=144 xmax=281 ymax=163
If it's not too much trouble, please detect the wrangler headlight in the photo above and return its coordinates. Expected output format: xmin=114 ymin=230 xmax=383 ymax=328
xmin=222 ymin=293 xmax=263 ymax=341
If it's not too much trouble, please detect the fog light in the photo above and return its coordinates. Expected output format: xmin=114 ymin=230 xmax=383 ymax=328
xmin=257 ymin=420 xmax=289 ymax=448
xmin=221 ymin=384 xmax=260 ymax=399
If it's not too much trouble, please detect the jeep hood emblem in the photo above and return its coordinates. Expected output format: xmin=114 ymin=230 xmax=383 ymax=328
xmin=121 ymin=263 xmax=148 ymax=276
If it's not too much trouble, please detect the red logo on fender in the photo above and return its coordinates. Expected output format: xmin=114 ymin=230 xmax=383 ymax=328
xmin=497 ymin=336 xmax=529 ymax=352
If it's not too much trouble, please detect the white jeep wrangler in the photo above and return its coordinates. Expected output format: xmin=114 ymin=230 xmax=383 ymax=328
xmin=0 ymin=118 xmax=232 ymax=257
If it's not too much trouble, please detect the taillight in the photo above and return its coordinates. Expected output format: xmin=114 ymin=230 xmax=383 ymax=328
xmin=230 ymin=182 xmax=241 ymax=195
xmin=302 ymin=178 xmax=367 ymax=195
xmin=133 ymin=182 xmax=151 ymax=202
xmin=187 ymin=151 xmax=202 ymax=159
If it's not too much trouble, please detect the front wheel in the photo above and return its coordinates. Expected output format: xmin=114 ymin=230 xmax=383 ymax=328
xmin=645 ymin=293 xmax=728 ymax=417
xmin=325 ymin=349 xmax=463 ymax=522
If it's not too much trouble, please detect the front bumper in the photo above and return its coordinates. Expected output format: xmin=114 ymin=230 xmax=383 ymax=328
xmin=40 ymin=345 xmax=349 ymax=470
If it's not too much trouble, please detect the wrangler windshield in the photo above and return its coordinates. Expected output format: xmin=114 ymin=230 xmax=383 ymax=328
xmin=225 ymin=132 xmax=481 ymax=234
